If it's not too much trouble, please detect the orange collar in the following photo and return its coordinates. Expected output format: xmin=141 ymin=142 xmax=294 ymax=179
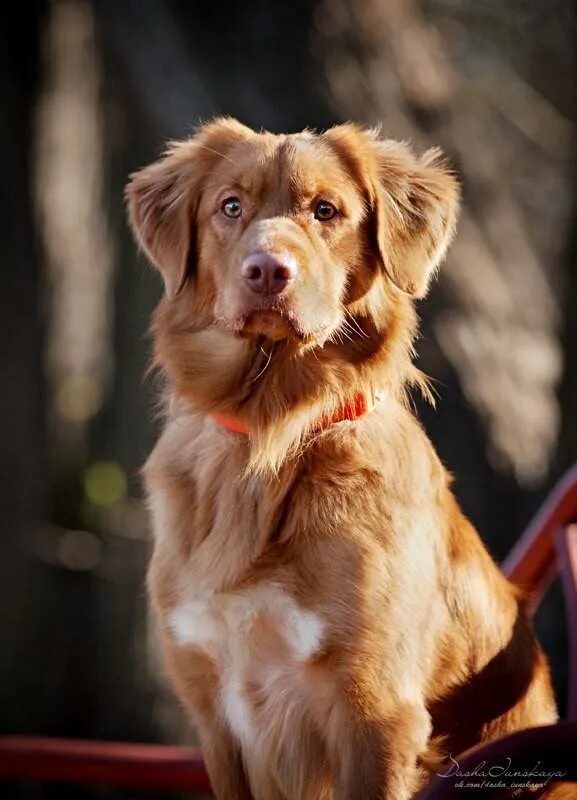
xmin=210 ymin=391 xmax=375 ymax=435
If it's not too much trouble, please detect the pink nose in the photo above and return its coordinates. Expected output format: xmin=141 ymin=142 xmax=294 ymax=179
xmin=240 ymin=252 xmax=296 ymax=296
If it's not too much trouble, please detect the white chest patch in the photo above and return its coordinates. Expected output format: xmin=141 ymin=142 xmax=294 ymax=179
xmin=168 ymin=584 xmax=324 ymax=744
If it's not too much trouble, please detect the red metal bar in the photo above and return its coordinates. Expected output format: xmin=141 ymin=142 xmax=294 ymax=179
xmin=557 ymin=524 xmax=577 ymax=722
xmin=0 ymin=737 xmax=212 ymax=793
xmin=502 ymin=463 xmax=577 ymax=612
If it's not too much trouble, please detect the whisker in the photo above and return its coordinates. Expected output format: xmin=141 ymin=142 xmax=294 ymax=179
xmin=249 ymin=344 xmax=274 ymax=383
xmin=344 ymin=311 xmax=369 ymax=339
xmin=338 ymin=321 xmax=358 ymax=343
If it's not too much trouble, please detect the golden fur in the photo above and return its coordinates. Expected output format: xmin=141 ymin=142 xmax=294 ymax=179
xmin=126 ymin=118 xmax=558 ymax=800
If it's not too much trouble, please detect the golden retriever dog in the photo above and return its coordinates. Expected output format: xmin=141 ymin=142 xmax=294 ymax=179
xmin=126 ymin=118 xmax=558 ymax=800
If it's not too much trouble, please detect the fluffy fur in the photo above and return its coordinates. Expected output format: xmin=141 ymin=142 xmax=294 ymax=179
xmin=126 ymin=118 xmax=558 ymax=800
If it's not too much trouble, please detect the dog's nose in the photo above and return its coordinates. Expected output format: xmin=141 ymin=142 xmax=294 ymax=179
xmin=240 ymin=252 xmax=296 ymax=295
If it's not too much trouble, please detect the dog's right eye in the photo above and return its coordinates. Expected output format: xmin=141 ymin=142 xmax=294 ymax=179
xmin=221 ymin=197 xmax=242 ymax=218
xmin=314 ymin=200 xmax=338 ymax=221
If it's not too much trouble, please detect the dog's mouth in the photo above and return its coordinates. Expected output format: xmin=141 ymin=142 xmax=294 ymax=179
xmin=219 ymin=300 xmax=336 ymax=345
xmin=241 ymin=308 xmax=297 ymax=341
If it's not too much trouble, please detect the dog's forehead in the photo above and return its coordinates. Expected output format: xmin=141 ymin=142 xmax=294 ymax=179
xmin=210 ymin=131 xmax=360 ymax=198
xmin=285 ymin=134 xmax=358 ymax=192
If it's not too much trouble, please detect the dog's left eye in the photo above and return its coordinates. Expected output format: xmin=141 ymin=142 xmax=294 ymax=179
xmin=314 ymin=200 xmax=337 ymax=221
xmin=221 ymin=197 xmax=242 ymax=218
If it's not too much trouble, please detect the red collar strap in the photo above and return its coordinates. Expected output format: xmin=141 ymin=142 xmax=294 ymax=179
xmin=210 ymin=391 xmax=375 ymax=435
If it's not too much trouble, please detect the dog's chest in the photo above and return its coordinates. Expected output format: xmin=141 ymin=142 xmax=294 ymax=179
xmin=168 ymin=584 xmax=324 ymax=745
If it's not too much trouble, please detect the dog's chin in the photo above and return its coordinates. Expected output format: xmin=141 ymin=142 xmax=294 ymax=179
xmin=219 ymin=306 xmax=337 ymax=346
xmin=239 ymin=309 xmax=299 ymax=341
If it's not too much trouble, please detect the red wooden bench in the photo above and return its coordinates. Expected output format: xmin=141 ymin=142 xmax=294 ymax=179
xmin=2 ymin=464 xmax=577 ymax=796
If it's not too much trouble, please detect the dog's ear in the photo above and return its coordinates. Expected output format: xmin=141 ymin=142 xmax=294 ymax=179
xmin=125 ymin=117 xmax=254 ymax=296
xmin=370 ymin=139 xmax=460 ymax=298
xmin=125 ymin=147 xmax=193 ymax=297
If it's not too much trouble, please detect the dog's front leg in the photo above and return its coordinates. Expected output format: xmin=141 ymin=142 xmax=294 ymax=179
xmin=161 ymin=642 xmax=254 ymax=800
xmin=197 ymin=724 xmax=255 ymax=800
xmin=329 ymin=700 xmax=431 ymax=800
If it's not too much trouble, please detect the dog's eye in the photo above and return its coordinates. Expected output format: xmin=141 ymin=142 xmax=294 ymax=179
xmin=221 ymin=197 xmax=242 ymax=218
xmin=314 ymin=200 xmax=337 ymax=221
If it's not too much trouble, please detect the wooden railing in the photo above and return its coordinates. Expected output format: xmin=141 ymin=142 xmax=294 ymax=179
xmin=0 ymin=737 xmax=212 ymax=793
xmin=503 ymin=464 xmax=577 ymax=611
xmin=502 ymin=464 xmax=577 ymax=719
xmin=1 ymin=465 xmax=577 ymax=795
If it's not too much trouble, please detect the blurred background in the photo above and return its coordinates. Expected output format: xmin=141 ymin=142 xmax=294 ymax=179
xmin=1 ymin=0 xmax=576 ymax=797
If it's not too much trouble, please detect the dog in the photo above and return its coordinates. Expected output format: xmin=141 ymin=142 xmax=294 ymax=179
xmin=126 ymin=118 xmax=558 ymax=800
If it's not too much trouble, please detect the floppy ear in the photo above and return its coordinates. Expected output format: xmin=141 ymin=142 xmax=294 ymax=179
xmin=125 ymin=148 xmax=194 ymax=296
xmin=371 ymin=140 xmax=460 ymax=298
xmin=125 ymin=117 xmax=254 ymax=296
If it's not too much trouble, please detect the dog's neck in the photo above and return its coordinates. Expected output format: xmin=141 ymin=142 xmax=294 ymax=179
xmin=153 ymin=285 xmax=424 ymax=474
xmin=210 ymin=389 xmax=376 ymax=435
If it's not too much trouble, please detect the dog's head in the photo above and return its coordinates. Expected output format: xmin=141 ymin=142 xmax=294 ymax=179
xmin=127 ymin=118 xmax=459 ymax=470
xmin=126 ymin=118 xmax=459 ymax=349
